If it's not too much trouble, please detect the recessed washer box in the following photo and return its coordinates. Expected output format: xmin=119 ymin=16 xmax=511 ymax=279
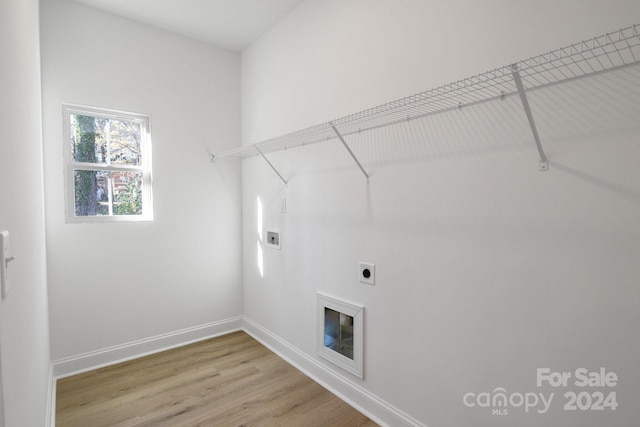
xmin=266 ymin=229 xmax=281 ymax=249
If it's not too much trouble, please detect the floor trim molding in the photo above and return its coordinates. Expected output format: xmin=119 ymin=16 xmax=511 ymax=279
xmin=52 ymin=316 xmax=243 ymax=379
xmin=242 ymin=316 xmax=426 ymax=427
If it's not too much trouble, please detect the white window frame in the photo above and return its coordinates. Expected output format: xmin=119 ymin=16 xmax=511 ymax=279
xmin=63 ymin=104 xmax=153 ymax=223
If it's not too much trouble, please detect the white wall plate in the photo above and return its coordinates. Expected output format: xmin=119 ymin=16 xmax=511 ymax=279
xmin=359 ymin=262 xmax=374 ymax=285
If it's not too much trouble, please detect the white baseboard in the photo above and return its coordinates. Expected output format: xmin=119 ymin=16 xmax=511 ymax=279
xmin=52 ymin=316 xmax=243 ymax=379
xmin=242 ymin=316 xmax=426 ymax=427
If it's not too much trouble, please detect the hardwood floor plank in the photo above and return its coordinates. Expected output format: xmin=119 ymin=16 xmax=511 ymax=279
xmin=56 ymin=331 xmax=378 ymax=426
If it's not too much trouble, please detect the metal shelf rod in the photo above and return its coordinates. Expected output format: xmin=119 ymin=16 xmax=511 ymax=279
xmin=330 ymin=123 xmax=370 ymax=182
xmin=255 ymin=145 xmax=288 ymax=185
xmin=511 ymin=64 xmax=549 ymax=171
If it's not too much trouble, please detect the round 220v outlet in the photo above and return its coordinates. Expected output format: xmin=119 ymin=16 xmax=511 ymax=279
xmin=359 ymin=262 xmax=375 ymax=285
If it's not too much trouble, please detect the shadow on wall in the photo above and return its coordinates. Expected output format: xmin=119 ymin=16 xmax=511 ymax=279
xmin=551 ymin=161 xmax=640 ymax=206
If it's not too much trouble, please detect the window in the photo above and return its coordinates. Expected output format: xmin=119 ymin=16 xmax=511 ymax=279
xmin=63 ymin=104 xmax=152 ymax=222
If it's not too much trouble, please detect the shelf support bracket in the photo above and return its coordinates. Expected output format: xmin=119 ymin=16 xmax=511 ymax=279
xmin=511 ymin=64 xmax=549 ymax=171
xmin=330 ymin=123 xmax=370 ymax=182
xmin=255 ymin=145 xmax=288 ymax=185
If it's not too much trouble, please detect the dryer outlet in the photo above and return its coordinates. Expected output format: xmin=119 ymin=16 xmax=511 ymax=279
xmin=359 ymin=262 xmax=375 ymax=285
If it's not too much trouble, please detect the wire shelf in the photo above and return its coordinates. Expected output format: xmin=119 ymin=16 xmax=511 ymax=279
xmin=214 ymin=24 xmax=640 ymax=160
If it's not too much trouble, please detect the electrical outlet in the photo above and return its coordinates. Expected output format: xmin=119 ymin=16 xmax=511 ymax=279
xmin=359 ymin=262 xmax=375 ymax=285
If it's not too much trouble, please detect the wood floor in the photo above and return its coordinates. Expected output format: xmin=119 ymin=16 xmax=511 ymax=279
xmin=56 ymin=331 xmax=378 ymax=426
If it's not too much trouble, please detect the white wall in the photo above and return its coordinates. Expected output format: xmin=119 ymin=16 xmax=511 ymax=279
xmin=41 ymin=0 xmax=242 ymax=364
xmin=241 ymin=1 xmax=640 ymax=426
xmin=0 ymin=0 xmax=52 ymax=425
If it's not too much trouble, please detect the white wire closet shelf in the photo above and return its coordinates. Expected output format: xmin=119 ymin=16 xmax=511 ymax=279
xmin=212 ymin=24 xmax=640 ymax=178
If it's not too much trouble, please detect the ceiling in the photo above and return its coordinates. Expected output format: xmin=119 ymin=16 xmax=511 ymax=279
xmin=74 ymin=0 xmax=305 ymax=51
